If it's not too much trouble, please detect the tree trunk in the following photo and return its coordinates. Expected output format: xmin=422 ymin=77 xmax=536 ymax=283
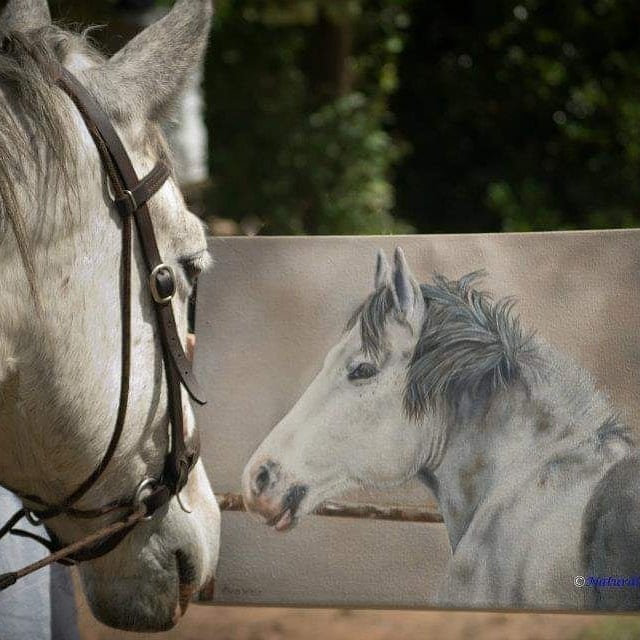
xmin=303 ymin=8 xmax=353 ymax=105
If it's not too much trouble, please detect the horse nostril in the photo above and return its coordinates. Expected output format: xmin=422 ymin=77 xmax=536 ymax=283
xmin=252 ymin=462 xmax=277 ymax=496
xmin=254 ymin=465 xmax=270 ymax=495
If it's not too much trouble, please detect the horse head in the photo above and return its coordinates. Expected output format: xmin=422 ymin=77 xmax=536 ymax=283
xmin=242 ymin=248 xmax=435 ymax=531
xmin=0 ymin=0 xmax=219 ymax=630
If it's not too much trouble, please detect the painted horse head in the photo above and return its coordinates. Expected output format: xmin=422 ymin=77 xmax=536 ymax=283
xmin=244 ymin=247 xmax=638 ymax=611
xmin=0 ymin=0 xmax=219 ymax=631
xmin=243 ymin=248 xmax=538 ymax=534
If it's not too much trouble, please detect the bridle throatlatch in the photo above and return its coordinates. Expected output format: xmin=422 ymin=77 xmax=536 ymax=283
xmin=0 ymin=61 xmax=207 ymax=592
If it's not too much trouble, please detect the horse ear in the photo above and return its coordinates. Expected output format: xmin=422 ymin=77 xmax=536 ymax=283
xmin=0 ymin=0 xmax=51 ymax=32
xmin=374 ymin=249 xmax=391 ymax=290
xmin=391 ymin=247 xmax=422 ymax=320
xmin=95 ymin=0 xmax=213 ymax=121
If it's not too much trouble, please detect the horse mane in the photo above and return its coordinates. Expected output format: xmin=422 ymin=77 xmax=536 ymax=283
xmin=0 ymin=25 xmax=102 ymax=300
xmin=405 ymin=271 xmax=538 ymax=420
xmin=347 ymin=270 xmax=539 ymax=421
xmin=0 ymin=25 xmax=171 ymax=306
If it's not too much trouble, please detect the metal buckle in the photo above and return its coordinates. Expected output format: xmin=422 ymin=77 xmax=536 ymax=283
xmin=149 ymin=263 xmax=176 ymax=305
xmin=122 ymin=189 xmax=138 ymax=213
xmin=133 ymin=478 xmax=159 ymax=521
xmin=25 ymin=510 xmax=43 ymax=527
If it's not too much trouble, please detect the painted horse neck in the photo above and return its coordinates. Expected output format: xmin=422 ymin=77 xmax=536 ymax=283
xmin=424 ymin=341 xmax=634 ymax=551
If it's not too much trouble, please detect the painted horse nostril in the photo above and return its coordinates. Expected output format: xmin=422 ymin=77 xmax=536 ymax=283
xmin=252 ymin=463 xmax=273 ymax=496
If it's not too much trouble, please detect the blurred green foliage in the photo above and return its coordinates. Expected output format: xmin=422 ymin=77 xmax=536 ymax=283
xmin=207 ymin=0 xmax=411 ymax=234
xmin=209 ymin=0 xmax=640 ymax=234
xmin=50 ymin=0 xmax=640 ymax=235
xmin=394 ymin=0 xmax=640 ymax=233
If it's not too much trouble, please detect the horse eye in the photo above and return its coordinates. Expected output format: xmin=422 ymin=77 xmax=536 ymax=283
xmin=179 ymin=256 xmax=203 ymax=285
xmin=348 ymin=362 xmax=379 ymax=381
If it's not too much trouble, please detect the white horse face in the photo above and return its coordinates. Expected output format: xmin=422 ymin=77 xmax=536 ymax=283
xmin=0 ymin=0 xmax=219 ymax=631
xmin=243 ymin=249 xmax=432 ymax=531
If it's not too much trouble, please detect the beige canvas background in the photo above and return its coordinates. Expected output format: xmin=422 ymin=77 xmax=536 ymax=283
xmin=194 ymin=230 xmax=640 ymax=608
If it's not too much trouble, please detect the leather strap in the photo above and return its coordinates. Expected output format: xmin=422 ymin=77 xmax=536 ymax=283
xmin=52 ymin=62 xmax=205 ymax=502
xmin=53 ymin=67 xmax=206 ymax=405
xmin=52 ymin=62 xmax=206 ymax=497
xmin=0 ymin=58 xmax=206 ymax=560
xmin=113 ymin=162 xmax=171 ymax=217
xmin=0 ymin=56 xmax=205 ymax=580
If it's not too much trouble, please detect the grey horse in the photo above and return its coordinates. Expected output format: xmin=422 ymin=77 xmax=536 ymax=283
xmin=0 ymin=0 xmax=219 ymax=630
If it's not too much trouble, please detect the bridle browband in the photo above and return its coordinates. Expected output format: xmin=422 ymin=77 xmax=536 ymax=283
xmin=0 ymin=61 xmax=206 ymax=591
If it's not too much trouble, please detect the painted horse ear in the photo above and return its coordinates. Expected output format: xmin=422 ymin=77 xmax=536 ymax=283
xmin=391 ymin=247 xmax=420 ymax=318
xmin=90 ymin=0 xmax=213 ymax=122
xmin=374 ymin=249 xmax=391 ymax=290
xmin=0 ymin=0 xmax=51 ymax=32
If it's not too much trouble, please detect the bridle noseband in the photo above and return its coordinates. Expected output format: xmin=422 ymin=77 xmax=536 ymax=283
xmin=0 ymin=62 xmax=206 ymax=591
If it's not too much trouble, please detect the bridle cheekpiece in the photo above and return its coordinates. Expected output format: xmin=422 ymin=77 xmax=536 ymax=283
xmin=0 ymin=59 xmax=207 ymax=591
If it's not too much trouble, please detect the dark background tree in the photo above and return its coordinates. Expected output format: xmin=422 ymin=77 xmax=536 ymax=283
xmin=206 ymin=0 xmax=410 ymax=234
xmin=394 ymin=0 xmax=640 ymax=233
xmin=49 ymin=0 xmax=640 ymax=235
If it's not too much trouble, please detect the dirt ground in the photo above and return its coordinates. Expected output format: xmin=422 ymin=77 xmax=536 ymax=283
xmin=78 ymin=604 xmax=611 ymax=640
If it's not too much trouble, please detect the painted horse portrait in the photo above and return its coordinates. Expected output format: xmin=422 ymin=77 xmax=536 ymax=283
xmin=244 ymin=247 xmax=640 ymax=611
xmin=0 ymin=0 xmax=219 ymax=631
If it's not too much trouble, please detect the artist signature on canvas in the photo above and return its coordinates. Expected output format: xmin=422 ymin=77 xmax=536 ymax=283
xmin=220 ymin=584 xmax=264 ymax=597
xmin=575 ymin=576 xmax=640 ymax=588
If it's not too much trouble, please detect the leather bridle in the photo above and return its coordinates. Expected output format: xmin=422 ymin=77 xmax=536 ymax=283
xmin=0 ymin=61 xmax=206 ymax=590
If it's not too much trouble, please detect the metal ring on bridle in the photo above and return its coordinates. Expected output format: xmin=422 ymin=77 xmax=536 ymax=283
xmin=149 ymin=263 xmax=176 ymax=305
xmin=133 ymin=478 xmax=159 ymax=521
xmin=176 ymin=491 xmax=193 ymax=514
xmin=25 ymin=510 xmax=43 ymax=527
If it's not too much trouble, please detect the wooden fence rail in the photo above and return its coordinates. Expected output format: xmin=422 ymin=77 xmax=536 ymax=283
xmin=215 ymin=493 xmax=443 ymax=524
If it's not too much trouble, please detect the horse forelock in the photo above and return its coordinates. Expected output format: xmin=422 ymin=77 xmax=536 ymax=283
xmin=346 ymin=285 xmax=396 ymax=362
xmin=346 ymin=270 xmax=539 ymax=421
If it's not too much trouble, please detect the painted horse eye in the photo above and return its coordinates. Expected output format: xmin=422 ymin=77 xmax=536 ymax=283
xmin=348 ymin=362 xmax=379 ymax=381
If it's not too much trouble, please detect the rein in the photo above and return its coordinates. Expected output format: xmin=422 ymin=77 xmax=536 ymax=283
xmin=0 ymin=61 xmax=206 ymax=590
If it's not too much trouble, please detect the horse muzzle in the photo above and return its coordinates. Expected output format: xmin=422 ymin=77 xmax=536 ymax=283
xmin=242 ymin=459 xmax=308 ymax=532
